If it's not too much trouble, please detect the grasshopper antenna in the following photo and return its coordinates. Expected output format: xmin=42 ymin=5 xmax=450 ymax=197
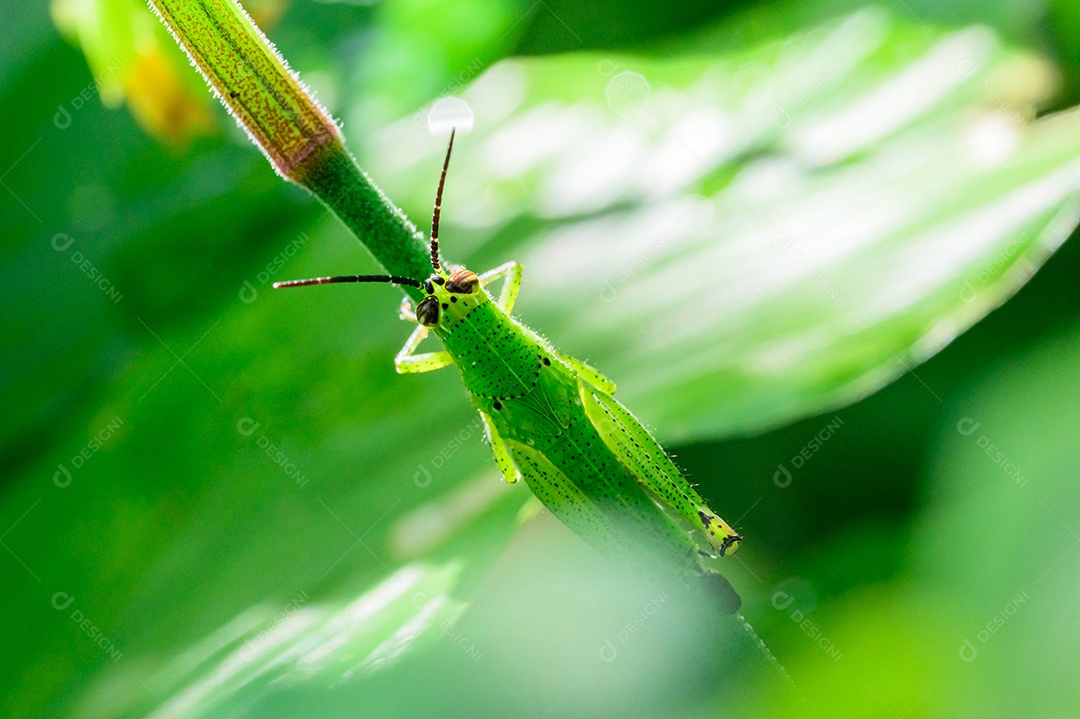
xmin=274 ymin=274 xmax=423 ymax=290
xmin=429 ymin=128 xmax=456 ymax=274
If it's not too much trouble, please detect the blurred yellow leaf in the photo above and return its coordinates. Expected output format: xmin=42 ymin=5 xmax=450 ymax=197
xmin=123 ymin=45 xmax=216 ymax=145
xmin=50 ymin=0 xmax=230 ymax=145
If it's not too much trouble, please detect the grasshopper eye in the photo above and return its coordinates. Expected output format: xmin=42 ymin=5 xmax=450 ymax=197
xmin=446 ymin=270 xmax=479 ymax=294
xmin=416 ymin=296 xmax=440 ymax=326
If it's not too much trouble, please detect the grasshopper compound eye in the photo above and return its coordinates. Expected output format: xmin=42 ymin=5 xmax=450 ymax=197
xmin=446 ymin=270 xmax=479 ymax=294
xmin=416 ymin=295 xmax=440 ymax=326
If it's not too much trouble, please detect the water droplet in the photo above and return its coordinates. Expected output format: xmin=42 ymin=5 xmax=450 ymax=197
xmin=428 ymin=97 xmax=474 ymax=135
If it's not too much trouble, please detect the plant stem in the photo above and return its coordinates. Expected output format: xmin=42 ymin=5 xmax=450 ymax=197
xmin=293 ymin=143 xmax=431 ymax=301
xmin=146 ymin=0 xmax=430 ymax=299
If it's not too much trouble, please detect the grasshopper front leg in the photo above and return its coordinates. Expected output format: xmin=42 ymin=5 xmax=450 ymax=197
xmin=394 ymin=324 xmax=453 ymax=373
xmin=478 ymin=261 xmax=523 ymax=312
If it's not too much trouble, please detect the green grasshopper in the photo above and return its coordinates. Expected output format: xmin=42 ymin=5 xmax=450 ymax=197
xmin=276 ymin=130 xmax=742 ymax=609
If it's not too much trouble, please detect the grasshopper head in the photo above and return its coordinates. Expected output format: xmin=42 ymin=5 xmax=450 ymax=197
xmin=275 ymin=130 xmax=475 ymax=329
xmin=409 ymin=130 xmax=481 ymax=330
xmin=415 ymin=269 xmax=484 ymax=328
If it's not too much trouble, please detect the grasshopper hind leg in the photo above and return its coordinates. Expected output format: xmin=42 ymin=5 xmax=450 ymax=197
xmin=556 ymin=353 xmax=616 ymax=394
xmin=581 ymin=384 xmax=742 ymax=556
xmin=503 ymin=438 xmax=642 ymax=568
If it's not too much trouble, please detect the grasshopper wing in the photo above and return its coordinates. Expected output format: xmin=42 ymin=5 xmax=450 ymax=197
xmin=505 ymin=437 xmax=705 ymax=577
xmin=504 ymin=438 xmax=635 ymax=565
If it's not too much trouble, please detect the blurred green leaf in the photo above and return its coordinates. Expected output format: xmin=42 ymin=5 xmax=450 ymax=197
xmin=732 ymin=317 xmax=1080 ymax=718
xmin=354 ymin=0 xmax=526 ymax=130
xmin=907 ymin=317 xmax=1080 ymax=716
xmin=370 ymin=8 xmax=1080 ymax=440
xmin=74 ymin=562 xmax=470 ymax=717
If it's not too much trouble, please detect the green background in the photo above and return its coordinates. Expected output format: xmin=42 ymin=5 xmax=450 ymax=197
xmin=3 ymin=0 xmax=1080 ymax=716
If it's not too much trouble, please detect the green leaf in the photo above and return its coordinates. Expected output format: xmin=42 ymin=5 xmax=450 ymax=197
xmin=74 ymin=562 xmax=471 ymax=717
xmin=370 ymin=8 xmax=1080 ymax=440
